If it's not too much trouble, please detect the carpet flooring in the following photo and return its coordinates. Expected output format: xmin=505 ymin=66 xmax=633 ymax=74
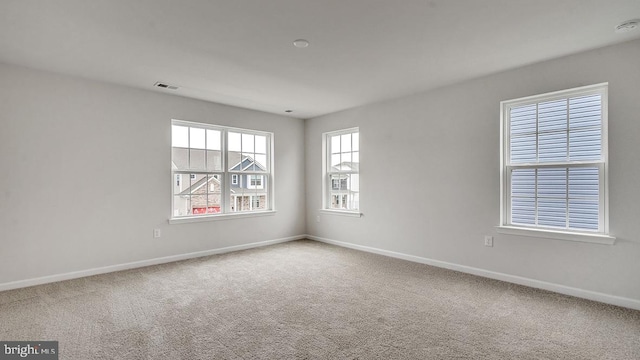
xmin=1 ymin=239 xmax=639 ymax=359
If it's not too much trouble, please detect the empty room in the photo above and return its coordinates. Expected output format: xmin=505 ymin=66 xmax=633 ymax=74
xmin=1 ymin=0 xmax=640 ymax=359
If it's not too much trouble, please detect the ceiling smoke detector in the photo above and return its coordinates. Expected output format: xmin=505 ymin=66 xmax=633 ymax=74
xmin=154 ymin=82 xmax=179 ymax=90
xmin=293 ymin=39 xmax=309 ymax=48
xmin=615 ymin=19 xmax=640 ymax=33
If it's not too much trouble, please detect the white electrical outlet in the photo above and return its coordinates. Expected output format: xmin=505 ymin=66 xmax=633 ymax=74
xmin=154 ymin=228 xmax=162 ymax=238
xmin=484 ymin=236 xmax=493 ymax=247
xmin=316 ymin=215 xmax=320 ymax=223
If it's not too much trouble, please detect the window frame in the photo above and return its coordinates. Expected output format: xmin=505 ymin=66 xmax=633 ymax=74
xmin=321 ymin=127 xmax=361 ymax=216
xmin=170 ymin=120 xmax=275 ymax=223
xmin=498 ymin=83 xmax=614 ymax=244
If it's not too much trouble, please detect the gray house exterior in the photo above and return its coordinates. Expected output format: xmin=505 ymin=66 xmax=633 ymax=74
xmin=229 ymin=156 xmax=267 ymax=212
xmin=172 ymin=155 xmax=268 ymax=216
xmin=329 ymin=161 xmax=359 ymax=210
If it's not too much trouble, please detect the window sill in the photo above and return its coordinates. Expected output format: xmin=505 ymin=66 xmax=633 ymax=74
xmin=169 ymin=210 xmax=276 ymax=224
xmin=496 ymin=225 xmax=615 ymax=245
xmin=319 ymin=209 xmax=363 ymax=218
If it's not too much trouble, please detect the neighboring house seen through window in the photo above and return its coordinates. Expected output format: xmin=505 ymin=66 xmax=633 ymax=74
xmin=500 ymin=83 xmax=609 ymax=236
xmin=171 ymin=120 xmax=272 ymax=218
xmin=324 ymin=128 xmax=359 ymax=212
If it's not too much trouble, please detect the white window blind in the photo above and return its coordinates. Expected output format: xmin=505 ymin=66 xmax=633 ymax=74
xmin=502 ymin=84 xmax=608 ymax=234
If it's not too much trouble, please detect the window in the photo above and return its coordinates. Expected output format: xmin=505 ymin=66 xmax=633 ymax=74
xmin=171 ymin=120 xmax=272 ymax=218
xmin=248 ymin=175 xmax=263 ymax=189
xmin=324 ymin=128 xmax=359 ymax=211
xmin=500 ymin=83 xmax=609 ymax=236
xmin=331 ymin=178 xmax=348 ymax=190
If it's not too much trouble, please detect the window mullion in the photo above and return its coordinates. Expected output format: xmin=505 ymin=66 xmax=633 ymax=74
xmin=223 ymin=129 xmax=230 ymax=214
xmin=534 ymin=168 xmax=539 ymax=227
xmin=204 ymin=128 xmax=208 ymax=174
xmin=565 ymin=167 xmax=569 ymax=229
xmin=562 ymin=98 xmax=568 ymax=229
xmin=535 ymin=102 xmax=539 ymax=163
xmin=535 ymin=101 xmax=539 ymax=227
xmin=187 ymin=126 xmax=192 ymax=170
xmin=566 ymin=98 xmax=570 ymax=162
xmin=599 ymin=162 xmax=605 ymax=233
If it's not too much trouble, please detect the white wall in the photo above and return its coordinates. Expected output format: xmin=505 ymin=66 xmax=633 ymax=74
xmin=0 ymin=63 xmax=306 ymax=285
xmin=306 ymin=39 xmax=640 ymax=303
xmin=2 ymin=39 xmax=639 ymax=306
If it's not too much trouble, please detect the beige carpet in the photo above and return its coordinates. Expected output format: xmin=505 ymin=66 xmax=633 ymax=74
xmin=1 ymin=240 xmax=639 ymax=359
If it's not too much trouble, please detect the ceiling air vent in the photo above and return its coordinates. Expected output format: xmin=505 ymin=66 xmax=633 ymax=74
xmin=154 ymin=82 xmax=179 ymax=90
xmin=615 ymin=19 xmax=639 ymax=33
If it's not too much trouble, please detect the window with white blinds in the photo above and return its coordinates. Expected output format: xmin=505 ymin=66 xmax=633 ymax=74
xmin=500 ymin=83 xmax=609 ymax=234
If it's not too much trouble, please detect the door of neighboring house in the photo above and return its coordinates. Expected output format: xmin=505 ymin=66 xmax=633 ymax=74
xmin=232 ymin=196 xmax=239 ymax=211
xmin=232 ymin=195 xmax=248 ymax=212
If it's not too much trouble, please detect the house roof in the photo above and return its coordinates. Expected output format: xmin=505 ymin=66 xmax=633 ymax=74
xmin=178 ymin=175 xmax=225 ymax=196
xmin=331 ymin=162 xmax=359 ymax=172
xmin=229 ymin=155 xmax=267 ymax=172
xmin=172 ymin=153 xmax=265 ymax=174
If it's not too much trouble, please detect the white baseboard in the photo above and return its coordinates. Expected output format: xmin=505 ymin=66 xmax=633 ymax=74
xmin=0 ymin=235 xmax=306 ymax=292
xmin=306 ymin=234 xmax=640 ymax=311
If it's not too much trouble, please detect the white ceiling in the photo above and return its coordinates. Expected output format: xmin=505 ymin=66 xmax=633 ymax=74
xmin=1 ymin=0 xmax=639 ymax=119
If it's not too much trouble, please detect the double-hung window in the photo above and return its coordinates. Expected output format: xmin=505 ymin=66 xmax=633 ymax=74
xmin=500 ymin=83 xmax=611 ymax=241
xmin=324 ymin=128 xmax=360 ymax=212
xmin=171 ymin=120 xmax=272 ymax=219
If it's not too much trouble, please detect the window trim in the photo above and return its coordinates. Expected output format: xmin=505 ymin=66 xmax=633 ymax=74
xmin=319 ymin=209 xmax=363 ymax=218
xmin=322 ymin=127 xmax=360 ymax=214
xmin=499 ymin=83 xmax=613 ymax=244
xmin=495 ymin=225 xmax=614 ymax=245
xmin=170 ymin=119 xmax=274 ymax=222
xmin=169 ymin=210 xmax=277 ymax=224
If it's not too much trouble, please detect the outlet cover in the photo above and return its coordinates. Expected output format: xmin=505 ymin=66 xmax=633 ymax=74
xmin=484 ymin=236 xmax=493 ymax=247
